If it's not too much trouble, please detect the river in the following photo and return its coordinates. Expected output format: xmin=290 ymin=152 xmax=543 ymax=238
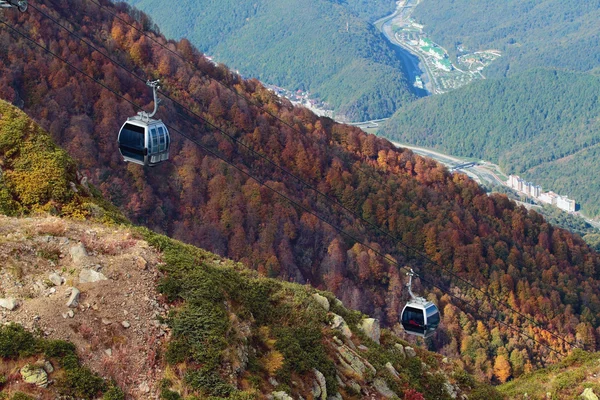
xmin=375 ymin=1 xmax=431 ymax=96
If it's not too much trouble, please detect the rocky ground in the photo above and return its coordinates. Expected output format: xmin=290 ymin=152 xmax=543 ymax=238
xmin=0 ymin=215 xmax=168 ymax=397
xmin=0 ymin=215 xmax=497 ymax=400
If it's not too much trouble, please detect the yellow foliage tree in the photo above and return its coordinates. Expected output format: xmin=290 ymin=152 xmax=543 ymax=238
xmin=493 ymin=353 xmax=512 ymax=383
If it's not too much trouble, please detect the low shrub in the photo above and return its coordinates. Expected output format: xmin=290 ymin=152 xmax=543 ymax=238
xmin=57 ymin=367 xmax=107 ymax=399
xmin=103 ymin=384 xmax=126 ymax=400
xmin=0 ymin=324 xmax=38 ymax=359
xmin=184 ymin=369 xmax=234 ymax=397
xmin=10 ymin=393 xmax=34 ymax=400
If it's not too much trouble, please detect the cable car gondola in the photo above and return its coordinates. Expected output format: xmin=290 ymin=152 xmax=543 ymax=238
xmin=400 ymin=269 xmax=440 ymax=338
xmin=0 ymin=0 xmax=27 ymax=12
xmin=118 ymin=80 xmax=170 ymax=167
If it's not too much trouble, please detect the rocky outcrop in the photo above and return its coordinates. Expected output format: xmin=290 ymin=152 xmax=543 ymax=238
xmin=312 ymin=293 xmax=330 ymax=311
xmin=65 ymin=287 xmax=80 ymax=308
xmin=405 ymin=346 xmax=417 ymax=358
xmin=312 ymin=369 xmax=327 ymax=400
xmin=330 ymin=314 xmax=352 ymax=339
xmin=333 ymin=338 xmax=376 ymax=381
xmin=48 ymin=272 xmax=64 ymax=286
xmin=385 ymin=362 xmax=400 ymax=379
xmin=359 ymin=318 xmax=380 ymax=344
xmin=20 ymin=364 xmax=48 ymax=387
xmin=79 ymin=268 xmax=108 ymax=283
xmin=582 ymin=388 xmax=599 ymax=400
xmin=69 ymin=243 xmax=88 ymax=265
xmin=0 ymin=297 xmax=18 ymax=311
xmin=394 ymin=343 xmax=406 ymax=358
xmin=373 ymin=378 xmax=395 ymax=398
xmin=272 ymin=391 xmax=294 ymax=400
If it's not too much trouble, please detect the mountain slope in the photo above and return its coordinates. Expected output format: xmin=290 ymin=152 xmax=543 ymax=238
xmin=498 ymin=350 xmax=600 ymax=399
xmin=412 ymin=0 xmax=600 ymax=77
xmin=3 ymin=0 xmax=600 ymax=384
xmin=0 ymin=102 xmax=504 ymax=399
xmin=0 ymin=213 xmax=506 ymax=399
xmin=379 ymin=69 xmax=600 ymax=217
xmin=124 ymin=0 xmax=415 ymax=121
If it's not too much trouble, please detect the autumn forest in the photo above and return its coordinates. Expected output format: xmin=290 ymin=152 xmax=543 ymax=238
xmin=2 ymin=0 xmax=600 ymax=386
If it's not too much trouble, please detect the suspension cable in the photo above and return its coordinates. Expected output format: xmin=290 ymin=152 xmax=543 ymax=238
xmin=0 ymin=17 xmax=574 ymax=355
xmin=30 ymin=0 xmax=581 ymax=350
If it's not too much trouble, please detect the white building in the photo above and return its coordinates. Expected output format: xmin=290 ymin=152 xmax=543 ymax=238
xmin=556 ymin=196 xmax=577 ymax=212
xmin=539 ymin=192 xmax=558 ymax=205
xmin=507 ymin=175 xmax=542 ymax=198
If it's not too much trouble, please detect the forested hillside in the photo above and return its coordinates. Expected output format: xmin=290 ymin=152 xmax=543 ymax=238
xmin=3 ymin=0 xmax=600 ymax=385
xmin=0 ymin=101 xmax=502 ymax=400
xmin=412 ymin=0 xmax=600 ymax=77
xmin=380 ymin=69 xmax=600 ymax=217
xmin=124 ymin=0 xmax=414 ymax=121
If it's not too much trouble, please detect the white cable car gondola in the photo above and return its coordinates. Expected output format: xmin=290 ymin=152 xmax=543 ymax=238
xmin=400 ymin=269 xmax=440 ymax=338
xmin=118 ymin=80 xmax=170 ymax=167
xmin=0 ymin=0 xmax=27 ymax=12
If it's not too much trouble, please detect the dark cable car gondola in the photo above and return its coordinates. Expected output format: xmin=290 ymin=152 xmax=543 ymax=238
xmin=118 ymin=80 xmax=170 ymax=167
xmin=0 ymin=0 xmax=28 ymax=12
xmin=401 ymin=269 xmax=440 ymax=338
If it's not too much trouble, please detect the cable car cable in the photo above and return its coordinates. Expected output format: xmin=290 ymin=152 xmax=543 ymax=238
xmin=15 ymin=5 xmax=580 ymax=350
xmin=37 ymin=0 xmax=580 ymax=350
xmin=0 ymin=17 xmax=573 ymax=355
xmin=69 ymin=0 xmax=586 ymax=348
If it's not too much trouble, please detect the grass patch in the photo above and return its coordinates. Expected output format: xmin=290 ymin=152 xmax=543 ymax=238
xmin=0 ymin=324 xmax=118 ymax=399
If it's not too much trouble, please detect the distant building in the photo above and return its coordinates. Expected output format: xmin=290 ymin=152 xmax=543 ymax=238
xmin=556 ymin=196 xmax=577 ymax=212
xmin=539 ymin=192 xmax=558 ymax=205
xmin=507 ymin=175 xmax=542 ymax=198
xmin=419 ymin=37 xmax=433 ymax=47
xmin=507 ymin=175 xmax=523 ymax=191
xmin=435 ymin=58 xmax=453 ymax=71
xmin=421 ymin=45 xmax=446 ymax=60
xmin=507 ymin=176 xmax=576 ymax=212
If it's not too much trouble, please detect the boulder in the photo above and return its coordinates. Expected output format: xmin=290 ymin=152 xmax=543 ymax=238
xmin=48 ymin=272 xmax=63 ymax=286
xmin=331 ymin=314 xmax=352 ymax=339
xmin=444 ymin=382 xmax=458 ymax=399
xmin=405 ymin=346 xmax=417 ymax=358
xmin=79 ymin=268 xmax=108 ymax=283
xmin=43 ymin=360 xmax=54 ymax=374
xmin=581 ymin=388 xmax=599 ymax=400
xmin=66 ymin=287 xmax=80 ymax=308
xmin=272 ymin=392 xmax=294 ymax=400
xmin=138 ymin=381 xmax=150 ymax=393
xmin=20 ymin=364 xmax=48 ymax=387
xmin=359 ymin=318 xmax=380 ymax=344
xmin=385 ymin=362 xmax=400 ymax=379
xmin=313 ymin=369 xmax=327 ymax=400
xmin=394 ymin=343 xmax=406 ymax=358
xmin=0 ymin=297 xmax=18 ymax=311
xmin=335 ymin=343 xmax=376 ymax=382
xmin=373 ymin=378 xmax=396 ymax=398
xmin=312 ymin=293 xmax=330 ymax=311
xmin=69 ymin=243 xmax=88 ymax=264
xmin=328 ymin=394 xmax=343 ymax=400
xmin=136 ymin=256 xmax=148 ymax=270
